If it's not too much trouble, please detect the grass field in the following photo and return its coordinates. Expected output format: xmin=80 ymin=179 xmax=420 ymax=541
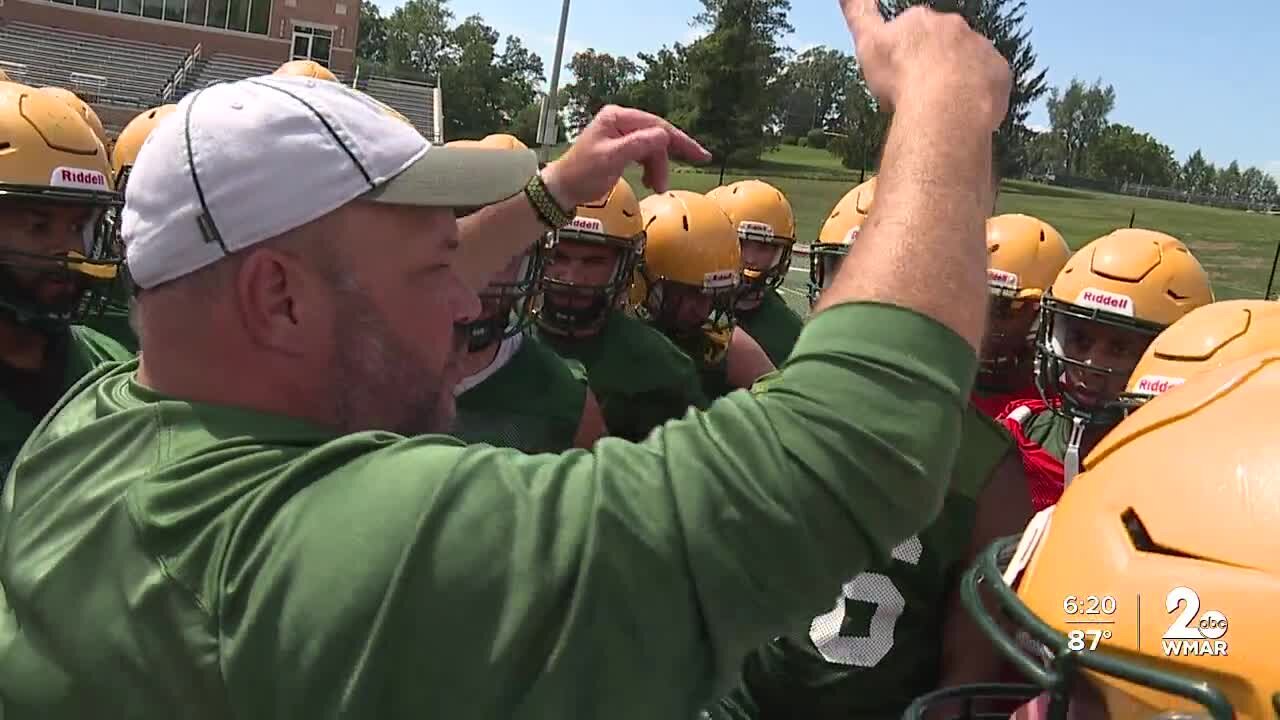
xmin=613 ymin=145 xmax=1280 ymax=313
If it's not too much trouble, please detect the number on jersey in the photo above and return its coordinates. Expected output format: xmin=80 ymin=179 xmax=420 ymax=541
xmin=808 ymin=535 xmax=922 ymax=667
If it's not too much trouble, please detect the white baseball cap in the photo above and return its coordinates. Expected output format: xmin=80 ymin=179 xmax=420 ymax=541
xmin=122 ymin=74 xmax=538 ymax=289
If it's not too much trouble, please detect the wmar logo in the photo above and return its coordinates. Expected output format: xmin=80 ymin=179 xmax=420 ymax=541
xmin=1161 ymin=586 xmax=1228 ymax=657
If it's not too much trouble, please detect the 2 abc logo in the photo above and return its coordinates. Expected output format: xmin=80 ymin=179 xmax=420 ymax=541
xmin=1161 ymin=586 xmax=1228 ymax=657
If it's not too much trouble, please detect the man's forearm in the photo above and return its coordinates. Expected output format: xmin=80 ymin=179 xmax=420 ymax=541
xmin=816 ymin=103 xmax=994 ymax=352
xmin=454 ymin=191 xmax=552 ymax=290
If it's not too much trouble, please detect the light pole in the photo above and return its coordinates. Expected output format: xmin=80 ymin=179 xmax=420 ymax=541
xmin=537 ymin=0 xmax=572 ymax=165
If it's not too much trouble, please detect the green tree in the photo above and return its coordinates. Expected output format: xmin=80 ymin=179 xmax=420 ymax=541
xmin=778 ymin=47 xmax=855 ymax=137
xmin=509 ymin=96 xmax=565 ymax=146
xmin=562 ymin=50 xmax=640 ymax=132
xmin=382 ymin=0 xmax=454 ymax=80
xmin=879 ymin=0 xmax=1048 ymax=176
xmin=682 ymin=0 xmax=794 ymax=181
xmin=1088 ymin=124 xmax=1176 ymax=186
xmin=1046 ymin=78 xmax=1115 ymax=174
xmin=828 ymin=67 xmax=888 ymax=178
xmin=1215 ymin=160 xmax=1243 ymax=199
xmin=1180 ymin=150 xmax=1212 ymax=194
xmin=623 ymin=44 xmax=692 ymax=121
xmin=357 ymin=2 xmax=389 ymax=65
xmin=438 ymin=16 xmax=545 ymax=140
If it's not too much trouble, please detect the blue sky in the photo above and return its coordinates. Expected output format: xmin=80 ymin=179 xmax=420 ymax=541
xmin=374 ymin=0 xmax=1280 ymax=178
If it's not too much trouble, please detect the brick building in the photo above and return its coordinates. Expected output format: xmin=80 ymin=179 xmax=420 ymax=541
xmin=0 ymin=0 xmax=441 ymax=140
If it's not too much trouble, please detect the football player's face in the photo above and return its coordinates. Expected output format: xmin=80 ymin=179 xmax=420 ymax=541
xmin=545 ymin=241 xmax=620 ymax=308
xmin=324 ymin=203 xmax=479 ymax=436
xmin=741 ymin=239 xmax=781 ymax=274
xmin=982 ymin=297 xmax=1038 ymax=362
xmin=663 ymin=283 xmax=714 ymax=331
xmin=1058 ymin=315 xmax=1150 ymax=407
xmin=0 ymin=203 xmax=96 ymax=308
xmin=477 ymin=251 xmax=531 ymax=320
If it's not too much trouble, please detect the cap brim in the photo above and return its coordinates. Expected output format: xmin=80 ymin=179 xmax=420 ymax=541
xmin=363 ymin=146 xmax=537 ymax=208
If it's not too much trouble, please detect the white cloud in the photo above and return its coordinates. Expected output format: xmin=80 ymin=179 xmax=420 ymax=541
xmin=683 ymin=26 xmax=709 ymax=44
xmin=1028 ymin=122 xmax=1051 ymax=134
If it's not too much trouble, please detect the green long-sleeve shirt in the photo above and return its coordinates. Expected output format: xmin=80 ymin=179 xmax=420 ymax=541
xmin=0 ymin=301 xmax=976 ymax=719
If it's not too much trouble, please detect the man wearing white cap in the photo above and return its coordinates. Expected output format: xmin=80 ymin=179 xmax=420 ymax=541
xmin=0 ymin=3 xmax=1013 ymax=717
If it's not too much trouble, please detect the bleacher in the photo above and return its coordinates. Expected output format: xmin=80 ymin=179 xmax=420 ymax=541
xmin=355 ymin=76 xmax=439 ymax=142
xmin=0 ymin=21 xmax=187 ymax=105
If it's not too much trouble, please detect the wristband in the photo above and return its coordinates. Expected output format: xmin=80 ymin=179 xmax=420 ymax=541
xmin=524 ymin=173 xmax=575 ymax=229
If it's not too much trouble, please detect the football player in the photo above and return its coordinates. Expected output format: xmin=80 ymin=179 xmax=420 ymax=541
xmin=1117 ymin=298 xmax=1280 ymax=410
xmin=999 ymin=229 xmax=1212 ymax=508
xmin=82 ymin=103 xmax=179 ymax=354
xmin=708 ymin=180 xmax=804 ymax=365
xmin=0 ymin=81 xmax=132 ymax=478
xmin=710 ymin=179 xmax=1037 ymax=720
xmin=534 ymin=177 xmax=710 ymax=441
xmin=905 ymin=350 xmax=1280 ymax=720
xmin=807 ymin=177 xmax=873 ymax=305
xmin=634 ymin=190 xmax=775 ymax=399
xmin=448 ymin=134 xmax=606 ymax=452
xmin=972 ymin=214 xmax=1071 ymax=418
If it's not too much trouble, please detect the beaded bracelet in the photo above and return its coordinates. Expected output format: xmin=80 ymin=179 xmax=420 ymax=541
xmin=524 ymin=172 xmax=575 ymax=229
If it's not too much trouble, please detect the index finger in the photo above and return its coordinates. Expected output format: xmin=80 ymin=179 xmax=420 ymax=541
xmin=608 ymin=107 xmax=711 ymax=163
xmin=840 ymin=0 xmax=884 ymax=37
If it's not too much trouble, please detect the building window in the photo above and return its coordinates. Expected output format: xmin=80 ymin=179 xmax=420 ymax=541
xmin=43 ymin=0 xmax=271 ymax=35
xmin=290 ymin=25 xmax=333 ymax=67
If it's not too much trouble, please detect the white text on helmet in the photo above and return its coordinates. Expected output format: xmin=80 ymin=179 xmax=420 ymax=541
xmin=1076 ymin=287 xmax=1135 ymax=317
xmin=843 ymin=226 xmax=861 ymax=244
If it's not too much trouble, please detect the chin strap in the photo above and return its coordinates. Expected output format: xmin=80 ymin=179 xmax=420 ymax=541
xmin=1063 ymin=417 xmax=1086 ymax=487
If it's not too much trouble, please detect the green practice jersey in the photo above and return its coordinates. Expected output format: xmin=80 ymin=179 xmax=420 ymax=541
xmin=738 ymin=291 xmax=803 ymax=366
xmin=1015 ymin=406 xmax=1070 ymax=461
xmin=712 ymin=403 xmax=1013 ymax=720
xmin=537 ymin=309 xmax=709 ymax=441
xmin=0 ymin=303 xmax=977 ymax=720
xmin=453 ymin=334 xmax=588 ymax=453
xmin=0 ymin=325 xmax=131 ymax=482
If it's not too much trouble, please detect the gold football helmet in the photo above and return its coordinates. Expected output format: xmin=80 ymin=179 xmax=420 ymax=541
xmin=708 ymin=179 xmax=796 ymax=295
xmin=634 ymin=190 xmax=741 ymax=364
xmin=1118 ymin=299 xmax=1280 ymax=409
xmin=274 ymin=59 xmax=338 ymax=82
xmin=982 ymin=214 xmax=1071 ymax=388
xmin=536 ymin=177 xmax=645 ymax=337
xmin=908 ymin=350 xmax=1280 ymax=720
xmin=809 ymin=177 xmax=875 ymax=306
xmin=1036 ymin=228 xmax=1213 ymax=425
xmin=110 ymin=104 xmax=177 ymax=192
xmin=0 ymin=82 xmax=121 ymax=329
xmin=36 ymin=86 xmax=109 ymax=152
xmin=444 ymin=134 xmax=544 ymax=351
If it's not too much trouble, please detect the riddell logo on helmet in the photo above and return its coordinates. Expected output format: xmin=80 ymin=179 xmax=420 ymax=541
xmin=566 ymin=216 xmax=604 ymax=233
xmin=703 ymin=269 xmax=739 ymax=289
xmin=988 ymin=269 xmax=1019 ymax=289
xmin=50 ymin=166 xmax=108 ymax=191
xmin=843 ymin=226 xmax=861 ymax=244
xmin=1075 ymin=287 xmax=1134 ymax=317
xmin=738 ymin=221 xmax=775 ymax=239
xmin=1133 ymin=374 xmax=1185 ymax=396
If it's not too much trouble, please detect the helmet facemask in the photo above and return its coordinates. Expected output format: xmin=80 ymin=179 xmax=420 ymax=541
xmin=1034 ymin=296 xmax=1163 ymax=426
xmin=536 ymin=227 xmax=643 ymax=338
xmin=807 ymin=243 xmax=848 ymax=307
xmin=0 ymin=194 xmax=122 ymax=334
xmin=979 ymin=286 xmax=1041 ymax=393
xmin=458 ymin=243 xmax=545 ymax=353
xmin=737 ymin=229 xmax=793 ymax=308
xmin=637 ymin=270 xmax=738 ymax=366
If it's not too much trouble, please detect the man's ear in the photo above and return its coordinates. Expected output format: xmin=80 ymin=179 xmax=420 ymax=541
xmin=234 ymin=248 xmax=322 ymax=356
